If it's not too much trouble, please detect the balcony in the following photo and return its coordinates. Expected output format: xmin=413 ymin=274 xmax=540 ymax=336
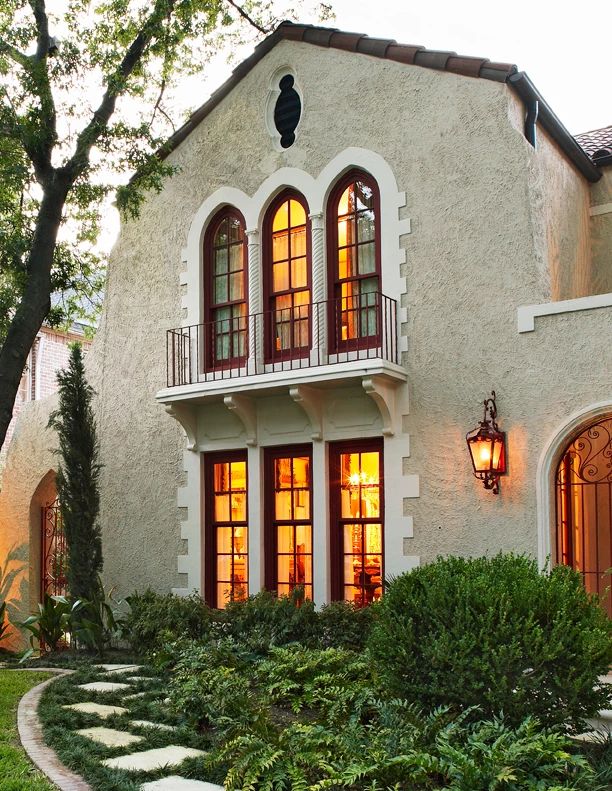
xmin=158 ymin=293 xmax=406 ymax=443
xmin=166 ymin=293 xmax=401 ymax=388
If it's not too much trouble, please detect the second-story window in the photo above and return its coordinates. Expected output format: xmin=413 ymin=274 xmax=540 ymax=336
xmin=264 ymin=191 xmax=311 ymax=359
xmin=204 ymin=208 xmax=247 ymax=369
xmin=328 ymin=171 xmax=381 ymax=351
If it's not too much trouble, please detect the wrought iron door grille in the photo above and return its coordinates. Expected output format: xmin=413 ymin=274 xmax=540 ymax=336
xmin=555 ymin=417 xmax=612 ymax=617
xmin=41 ymin=498 xmax=67 ymax=599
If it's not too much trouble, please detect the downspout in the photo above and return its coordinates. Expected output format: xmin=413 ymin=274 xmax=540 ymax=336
xmin=524 ymin=99 xmax=538 ymax=148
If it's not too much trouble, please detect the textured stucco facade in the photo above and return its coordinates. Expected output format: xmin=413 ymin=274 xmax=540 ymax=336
xmin=1 ymin=34 xmax=611 ymax=644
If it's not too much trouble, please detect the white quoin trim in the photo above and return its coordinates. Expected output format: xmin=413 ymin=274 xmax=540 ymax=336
xmin=536 ymin=400 xmax=612 ymax=570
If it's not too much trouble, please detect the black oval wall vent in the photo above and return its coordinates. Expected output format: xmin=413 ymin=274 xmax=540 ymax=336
xmin=274 ymin=75 xmax=301 ymax=149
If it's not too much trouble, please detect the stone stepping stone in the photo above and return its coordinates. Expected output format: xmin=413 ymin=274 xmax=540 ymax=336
xmin=95 ymin=664 xmax=142 ymax=672
xmin=141 ymin=778 xmax=224 ymax=790
xmin=104 ymin=665 xmax=142 ymax=676
xmin=102 ymin=745 xmax=205 ymax=772
xmin=126 ymin=676 xmax=154 ymax=682
xmin=64 ymin=702 xmax=129 ymax=719
xmin=76 ymin=726 xmax=145 ymax=748
xmin=124 ymin=692 xmax=150 ymax=700
xmin=130 ymin=720 xmax=176 ymax=731
xmin=79 ymin=681 xmax=131 ymax=693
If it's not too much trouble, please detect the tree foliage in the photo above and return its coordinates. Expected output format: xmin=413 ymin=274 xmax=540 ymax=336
xmin=0 ymin=0 xmax=332 ymax=451
xmin=48 ymin=343 xmax=103 ymax=602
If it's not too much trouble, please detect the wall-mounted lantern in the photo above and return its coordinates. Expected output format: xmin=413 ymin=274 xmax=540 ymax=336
xmin=466 ymin=391 xmax=507 ymax=494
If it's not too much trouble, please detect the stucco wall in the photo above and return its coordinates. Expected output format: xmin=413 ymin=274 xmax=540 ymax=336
xmin=590 ymin=166 xmax=612 ymax=294
xmin=0 ymin=397 xmax=58 ymax=649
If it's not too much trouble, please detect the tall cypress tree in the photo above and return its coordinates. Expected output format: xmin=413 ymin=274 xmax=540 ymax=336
xmin=48 ymin=343 xmax=103 ymax=602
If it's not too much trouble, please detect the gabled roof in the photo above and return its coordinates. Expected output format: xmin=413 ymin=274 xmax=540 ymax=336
xmin=574 ymin=126 xmax=612 ymax=166
xmin=158 ymin=21 xmax=600 ymax=182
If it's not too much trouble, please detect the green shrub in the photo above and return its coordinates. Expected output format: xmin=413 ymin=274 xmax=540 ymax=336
xmin=318 ymin=599 xmax=376 ymax=650
xmin=219 ymin=588 xmax=320 ymax=655
xmin=369 ymin=553 xmax=612 ymax=731
xmin=123 ymin=589 xmax=212 ymax=654
xmin=18 ymin=594 xmax=78 ymax=655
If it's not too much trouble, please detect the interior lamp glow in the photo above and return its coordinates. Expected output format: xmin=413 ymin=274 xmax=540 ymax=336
xmin=466 ymin=391 xmax=507 ymax=494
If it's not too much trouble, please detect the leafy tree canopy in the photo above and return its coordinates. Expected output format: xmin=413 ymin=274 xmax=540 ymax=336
xmin=0 ymin=0 xmax=331 ymax=450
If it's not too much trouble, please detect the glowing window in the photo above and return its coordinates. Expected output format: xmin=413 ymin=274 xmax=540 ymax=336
xmin=206 ymin=454 xmax=248 ymax=608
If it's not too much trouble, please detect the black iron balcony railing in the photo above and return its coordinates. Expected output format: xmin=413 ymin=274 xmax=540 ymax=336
xmin=166 ymin=292 xmax=398 ymax=388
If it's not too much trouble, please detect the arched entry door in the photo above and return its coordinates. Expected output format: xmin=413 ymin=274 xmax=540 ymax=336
xmin=555 ymin=417 xmax=612 ymax=617
xmin=40 ymin=498 xmax=67 ymax=599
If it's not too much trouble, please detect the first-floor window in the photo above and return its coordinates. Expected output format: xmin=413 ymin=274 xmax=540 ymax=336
xmin=204 ymin=451 xmax=248 ymax=608
xmin=330 ymin=439 xmax=383 ymax=606
xmin=264 ymin=446 xmax=313 ymax=599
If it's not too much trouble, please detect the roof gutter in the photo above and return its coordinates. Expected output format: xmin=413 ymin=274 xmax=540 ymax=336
xmin=507 ymin=72 xmax=601 ymax=183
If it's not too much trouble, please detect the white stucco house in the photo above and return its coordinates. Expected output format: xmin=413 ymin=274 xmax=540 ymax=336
xmin=1 ymin=21 xmax=611 ymax=644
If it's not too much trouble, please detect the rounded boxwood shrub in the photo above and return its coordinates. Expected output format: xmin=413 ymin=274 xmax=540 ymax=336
xmin=368 ymin=553 xmax=612 ymax=731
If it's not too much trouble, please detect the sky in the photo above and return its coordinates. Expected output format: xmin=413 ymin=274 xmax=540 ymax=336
xmin=200 ymin=0 xmax=611 ymax=136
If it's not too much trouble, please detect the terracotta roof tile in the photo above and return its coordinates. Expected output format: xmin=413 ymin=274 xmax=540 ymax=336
xmin=574 ymin=126 xmax=612 ymax=163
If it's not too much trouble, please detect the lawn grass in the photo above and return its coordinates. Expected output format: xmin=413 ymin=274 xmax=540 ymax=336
xmin=0 ymin=670 xmax=57 ymax=791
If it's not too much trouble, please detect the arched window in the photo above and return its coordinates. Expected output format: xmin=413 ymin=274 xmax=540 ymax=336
xmin=327 ymin=171 xmax=381 ymax=351
xmin=203 ymin=208 xmax=247 ymax=369
xmin=263 ymin=191 xmax=311 ymax=359
xmin=556 ymin=416 xmax=612 ymax=617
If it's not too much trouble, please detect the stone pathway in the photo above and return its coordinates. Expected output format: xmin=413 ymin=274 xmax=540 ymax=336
xmin=62 ymin=663 xmax=224 ymax=790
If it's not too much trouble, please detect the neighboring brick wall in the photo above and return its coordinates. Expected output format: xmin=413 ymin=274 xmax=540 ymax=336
xmin=0 ymin=327 xmax=93 ymax=470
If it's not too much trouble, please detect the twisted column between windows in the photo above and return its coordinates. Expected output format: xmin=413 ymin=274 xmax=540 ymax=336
xmin=309 ymin=211 xmax=326 ymax=364
xmin=246 ymin=228 xmax=262 ymax=374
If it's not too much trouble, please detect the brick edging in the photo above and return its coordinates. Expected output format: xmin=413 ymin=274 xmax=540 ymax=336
xmin=17 ymin=668 xmax=93 ymax=791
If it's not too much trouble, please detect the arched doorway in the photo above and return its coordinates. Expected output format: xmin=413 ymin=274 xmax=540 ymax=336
xmin=40 ymin=497 xmax=67 ymax=599
xmin=555 ymin=416 xmax=612 ymax=617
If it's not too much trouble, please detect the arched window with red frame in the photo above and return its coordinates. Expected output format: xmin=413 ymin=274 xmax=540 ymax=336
xmin=327 ymin=171 xmax=381 ymax=352
xmin=263 ymin=190 xmax=311 ymax=360
xmin=203 ymin=208 xmax=248 ymax=370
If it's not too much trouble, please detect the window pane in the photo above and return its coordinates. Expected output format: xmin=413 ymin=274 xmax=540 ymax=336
xmin=278 ymin=554 xmax=293 ymax=584
xmin=358 ymin=242 xmax=376 ymax=275
xmin=365 ymin=524 xmax=382 ymax=554
xmin=338 ymin=247 xmax=354 ymax=280
xmin=337 ymin=186 xmax=351 ymax=216
xmin=292 ymin=456 xmax=309 ymax=487
xmin=230 ymin=272 xmax=243 ymax=301
xmin=357 ymin=210 xmax=375 ymax=243
xmin=215 ymin=494 xmax=230 ymax=521
xmin=293 ymin=489 xmax=310 ymax=520
xmin=217 ymin=554 xmax=232 ymax=581
xmin=291 ymin=257 xmax=307 ymax=289
xmin=217 ymin=582 xmax=232 ymax=609
xmin=273 ymin=262 xmax=289 ymax=293
xmin=273 ymin=231 xmax=289 ymax=263
xmin=234 ymin=525 xmax=248 ymax=554
xmin=229 ymin=243 xmax=243 ymax=272
xmin=293 ymin=289 xmax=310 ymax=307
xmin=275 ymin=457 xmax=292 ymax=489
xmin=296 ymin=523 xmax=312 ymax=552
xmin=231 ymin=461 xmax=246 ymax=490
xmin=217 ymin=526 xmax=233 ymax=553
xmin=230 ymin=492 xmax=246 ymax=521
xmin=294 ymin=547 xmax=310 ymax=585
xmin=214 ymin=275 xmax=228 ymax=304
xmin=275 ymin=490 xmax=292 ymax=520
xmin=273 ymin=201 xmax=289 ymax=232
xmin=214 ymin=463 xmax=229 ymax=492
xmin=291 ymin=228 xmax=306 ymax=258
xmin=214 ymin=247 xmax=228 ymax=275
xmin=214 ymin=218 xmax=228 ymax=247
xmin=290 ymin=199 xmax=306 ymax=227
xmin=361 ymin=451 xmax=380 ymax=483
xmin=354 ymin=181 xmax=374 ymax=211
xmin=229 ymin=217 xmax=242 ymax=242
xmin=294 ymin=319 xmax=309 ymax=348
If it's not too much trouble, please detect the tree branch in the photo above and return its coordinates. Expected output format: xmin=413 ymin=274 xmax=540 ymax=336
xmin=224 ymin=0 xmax=271 ymax=34
xmin=28 ymin=0 xmax=50 ymax=61
xmin=0 ymin=38 xmax=32 ymax=69
xmin=64 ymin=0 xmax=177 ymax=182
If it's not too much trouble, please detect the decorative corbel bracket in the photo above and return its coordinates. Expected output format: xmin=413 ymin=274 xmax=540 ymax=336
xmin=362 ymin=375 xmax=398 ymax=437
xmin=224 ymin=394 xmax=257 ymax=446
xmin=165 ymin=403 xmax=197 ymax=451
xmin=289 ymin=385 xmax=323 ymax=441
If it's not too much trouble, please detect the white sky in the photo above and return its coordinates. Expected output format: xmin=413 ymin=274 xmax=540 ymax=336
xmin=204 ymin=0 xmax=612 ymax=135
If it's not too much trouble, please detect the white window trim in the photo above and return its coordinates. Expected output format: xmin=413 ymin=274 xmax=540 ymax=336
xmin=517 ymin=292 xmax=612 ymax=333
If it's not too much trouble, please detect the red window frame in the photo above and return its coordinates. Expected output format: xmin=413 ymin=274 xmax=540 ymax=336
xmin=204 ymin=450 xmax=249 ymax=608
xmin=329 ymin=438 xmax=384 ymax=605
xmin=203 ymin=207 xmax=248 ymax=371
xmin=264 ymin=444 xmax=313 ymax=599
xmin=262 ymin=190 xmax=312 ymax=362
xmin=326 ymin=170 xmax=382 ymax=354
